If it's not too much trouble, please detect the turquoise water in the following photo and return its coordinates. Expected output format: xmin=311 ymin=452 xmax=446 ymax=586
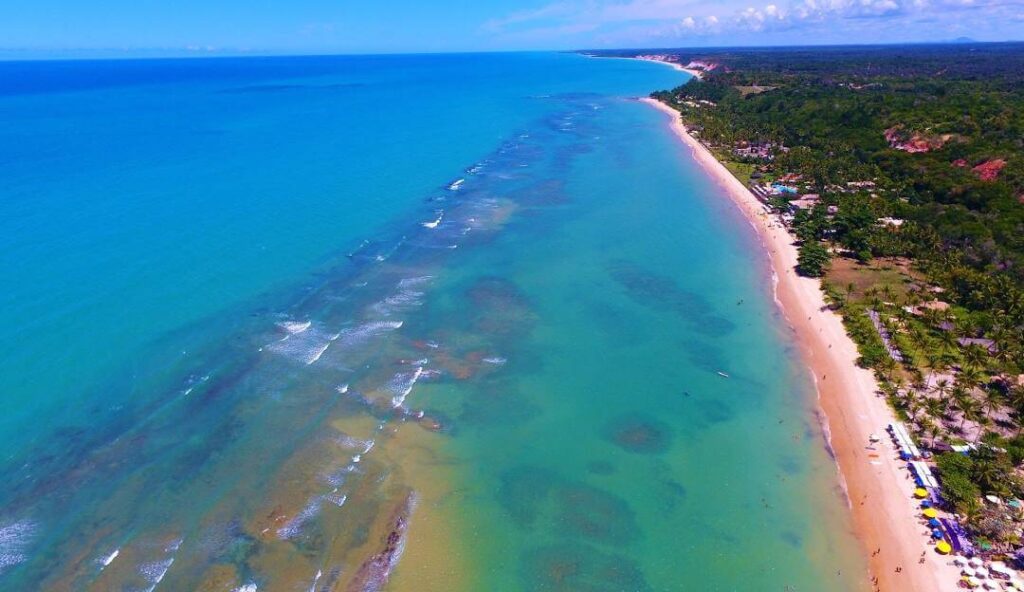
xmin=0 ymin=53 xmax=865 ymax=590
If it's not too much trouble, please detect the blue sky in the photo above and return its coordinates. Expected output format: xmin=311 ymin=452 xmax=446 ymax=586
xmin=2 ymin=0 xmax=1022 ymax=57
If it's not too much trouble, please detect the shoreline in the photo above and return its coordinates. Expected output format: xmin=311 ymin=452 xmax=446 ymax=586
xmin=641 ymin=97 xmax=960 ymax=591
xmin=634 ymin=57 xmax=705 ymax=79
xmin=591 ymin=54 xmax=704 ymax=79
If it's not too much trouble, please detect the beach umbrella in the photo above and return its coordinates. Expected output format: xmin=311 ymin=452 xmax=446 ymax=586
xmin=928 ymin=518 xmax=942 ymax=527
xmin=968 ymin=576 xmax=981 ymax=587
xmin=921 ymin=500 xmax=933 ymax=508
xmin=932 ymin=529 xmax=945 ymax=539
xmin=923 ymin=507 xmax=939 ymax=518
xmin=963 ymin=567 xmax=977 ymax=576
xmin=914 ymin=487 xmax=928 ymax=498
xmin=970 ymin=557 xmax=985 ymax=568
xmin=936 ymin=540 xmax=952 ymax=554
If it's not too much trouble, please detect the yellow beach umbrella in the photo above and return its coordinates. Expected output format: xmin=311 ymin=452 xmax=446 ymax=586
xmin=914 ymin=488 xmax=928 ymax=498
xmin=936 ymin=540 xmax=952 ymax=554
xmin=923 ymin=507 xmax=939 ymax=518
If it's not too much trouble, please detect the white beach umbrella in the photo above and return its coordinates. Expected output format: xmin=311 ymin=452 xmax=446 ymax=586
xmin=970 ymin=557 xmax=985 ymax=568
xmin=963 ymin=568 xmax=977 ymax=577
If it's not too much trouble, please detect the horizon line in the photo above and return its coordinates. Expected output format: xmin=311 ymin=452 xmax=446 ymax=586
xmin=1 ymin=38 xmax=1022 ymax=63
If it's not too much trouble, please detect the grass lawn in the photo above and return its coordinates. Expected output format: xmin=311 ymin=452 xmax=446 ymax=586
xmin=720 ymin=158 xmax=756 ymax=185
xmin=826 ymin=256 xmax=923 ymax=302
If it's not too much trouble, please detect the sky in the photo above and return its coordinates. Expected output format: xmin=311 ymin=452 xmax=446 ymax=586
xmin=2 ymin=0 xmax=1022 ymax=58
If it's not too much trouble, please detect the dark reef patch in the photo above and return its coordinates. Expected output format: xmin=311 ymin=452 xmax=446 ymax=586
xmin=586 ymin=460 xmax=616 ymax=475
xmin=554 ymin=482 xmax=638 ymax=544
xmin=780 ymin=530 xmax=803 ymax=548
xmin=464 ymin=276 xmax=537 ymax=337
xmin=497 ymin=466 xmax=640 ymax=544
xmin=606 ymin=259 xmax=735 ymax=336
xmin=459 ymin=380 xmax=541 ymax=428
xmin=601 ymin=413 xmax=673 ymax=454
xmin=497 ymin=466 xmax=558 ymax=528
xmin=696 ymin=399 xmax=735 ymax=425
xmin=521 ymin=542 xmax=652 ymax=592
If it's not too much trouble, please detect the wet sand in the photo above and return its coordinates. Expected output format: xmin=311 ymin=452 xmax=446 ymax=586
xmin=642 ymin=97 xmax=960 ymax=592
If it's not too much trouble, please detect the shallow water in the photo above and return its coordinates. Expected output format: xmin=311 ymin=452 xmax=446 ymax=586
xmin=0 ymin=53 xmax=865 ymax=590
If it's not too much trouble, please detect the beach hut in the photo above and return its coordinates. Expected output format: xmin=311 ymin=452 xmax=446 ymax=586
xmin=910 ymin=461 xmax=940 ymax=489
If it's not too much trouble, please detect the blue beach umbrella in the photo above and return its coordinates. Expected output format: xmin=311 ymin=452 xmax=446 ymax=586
xmin=928 ymin=518 xmax=942 ymax=527
xmin=932 ymin=529 xmax=944 ymax=539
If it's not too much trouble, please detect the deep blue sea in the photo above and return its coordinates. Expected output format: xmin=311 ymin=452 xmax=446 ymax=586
xmin=0 ymin=53 xmax=866 ymax=590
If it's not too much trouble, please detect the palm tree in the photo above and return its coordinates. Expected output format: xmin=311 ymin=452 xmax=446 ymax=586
xmin=981 ymin=388 xmax=1004 ymax=417
xmin=959 ymin=397 xmax=983 ymax=439
xmin=924 ymin=397 xmax=945 ymax=423
xmin=939 ymin=329 xmax=959 ymax=354
xmin=958 ymin=366 xmax=984 ymax=390
xmin=919 ymin=416 xmax=940 ymax=447
xmin=963 ymin=344 xmax=988 ymax=371
xmin=925 ymin=352 xmax=945 ymax=387
xmin=1008 ymin=386 xmax=1024 ymax=436
xmin=881 ymin=356 xmax=898 ymax=381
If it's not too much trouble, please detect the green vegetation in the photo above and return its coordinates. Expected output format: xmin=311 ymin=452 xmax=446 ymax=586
xmin=797 ymin=241 xmax=830 ymax=277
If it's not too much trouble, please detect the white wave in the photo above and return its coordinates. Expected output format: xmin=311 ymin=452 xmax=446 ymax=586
xmin=164 ymin=537 xmax=183 ymax=553
xmin=421 ymin=211 xmax=443 ymax=229
xmin=277 ymin=320 xmax=311 ymax=334
xmin=277 ymin=498 xmax=322 ymax=540
xmin=98 ymin=548 xmax=119 ymax=570
xmin=482 ymin=357 xmax=507 ymax=365
xmin=323 ymin=464 xmax=357 ymax=488
xmin=233 ymin=584 xmax=258 ymax=592
xmin=335 ymin=321 xmax=403 ymax=349
xmin=447 ymin=178 xmax=464 ymax=191
xmin=325 ymin=492 xmax=348 ymax=508
xmin=398 ymin=276 xmax=432 ymax=288
xmin=266 ymin=321 xmax=360 ymax=366
xmin=335 ymin=434 xmax=374 ymax=453
xmin=0 ymin=519 xmax=34 ymax=575
xmin=336 ymin=384 xmax=349 ymax=394
xmin=388 ymin=367 xmax=424 ymax=408
xmin=140 ymin=557 xmax=174 ymax=588
xmin=371 ymin=289 xmax=423 ymax=317
xmin=309 ymin=569 xmax=323 ymax=592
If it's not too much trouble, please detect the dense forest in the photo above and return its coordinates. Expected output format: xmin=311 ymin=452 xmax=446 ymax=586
xmin=595 ymin=44 xmax=1024 ymax=543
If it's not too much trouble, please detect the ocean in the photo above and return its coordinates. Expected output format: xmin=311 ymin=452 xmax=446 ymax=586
xmin=0 ymin=52 xmax=866 ymax=590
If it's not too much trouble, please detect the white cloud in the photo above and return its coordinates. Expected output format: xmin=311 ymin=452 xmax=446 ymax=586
xmin=480 ymin=0 xmax=1024 ymax=44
